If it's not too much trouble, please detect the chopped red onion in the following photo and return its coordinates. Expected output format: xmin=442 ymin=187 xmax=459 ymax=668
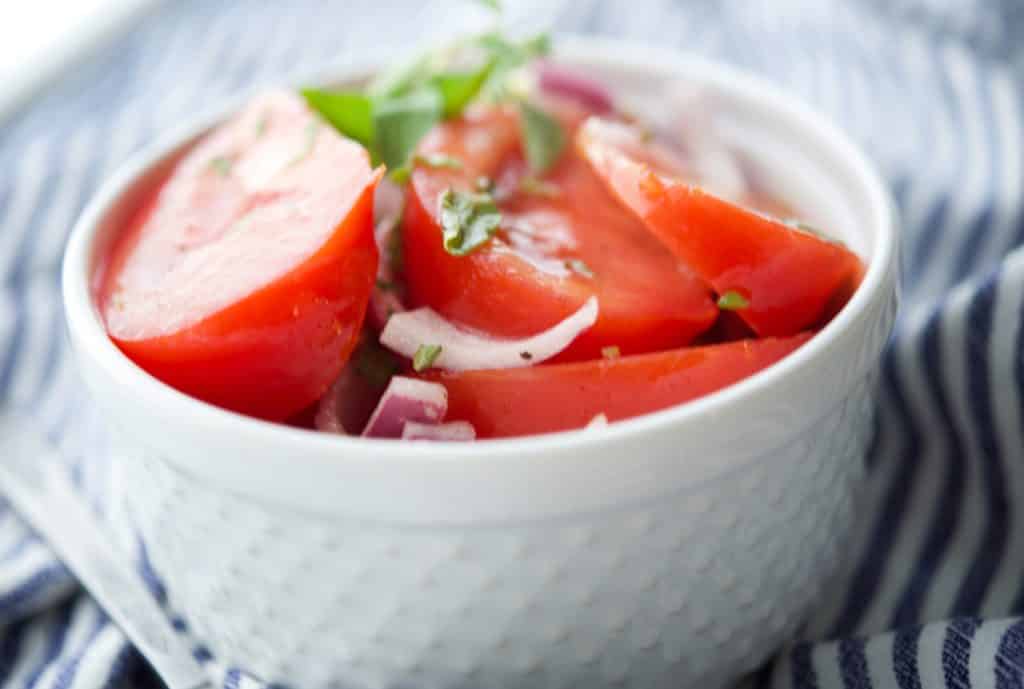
xmin=361 ymin=376 xmax=447 ymax=438
xmin=585 ymin=413 xmax=608 ymax=429
xmin=401 ymin=420 xmax=476 ymax=442
xmin=380 ymin=297 xmax=599 ymax=372
xmin=537 ymin=62 xmax=614 ymax=114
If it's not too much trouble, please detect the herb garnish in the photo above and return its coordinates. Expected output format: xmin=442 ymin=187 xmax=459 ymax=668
xmin=208 ymin=156 xmax=233 ymax=176
xmin=601 ymin=345 xmax=621 ymax=360
xmin=717 ymin=291 xmax=750 ymax=311
xmin=413 ymin=344 xmax=443 ymax=371
xmin=439 ymin=188 xmax=502 ymax=255
xmin=520 ymin=175 xmax=560 ymax=198
xmin=519 ymin=100 xmax=565 ymax=173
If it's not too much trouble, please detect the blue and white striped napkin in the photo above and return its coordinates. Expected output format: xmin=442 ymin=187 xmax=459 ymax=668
xmin=4 ymin=1 xmax=1024 ymax=687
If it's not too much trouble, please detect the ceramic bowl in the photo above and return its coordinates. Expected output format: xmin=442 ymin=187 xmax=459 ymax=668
xmin=63 ymin=36 xmax=899 ymax=689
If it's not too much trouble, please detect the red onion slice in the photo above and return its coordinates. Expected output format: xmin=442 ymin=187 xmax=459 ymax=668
xmin=380 ymin=297 xmax=599 ymax=372
xmin=401 ymin=420 xmax=476 ymax=442
xmin=537 ymin=62 xmax=614 ymax=114
xmin=361 ymin=376 xmax=447 ymax=438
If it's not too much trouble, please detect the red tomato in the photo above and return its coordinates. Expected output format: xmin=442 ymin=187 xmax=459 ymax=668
xmin=101 ymin=91 xmax=382 ymax=420
xmin=577 ymin=118 xmax=864 ymax=337
xmin=402 ymin=104 xmax=716 ymax=360
xmin=425 ymin=333 xmax=811 ymax=438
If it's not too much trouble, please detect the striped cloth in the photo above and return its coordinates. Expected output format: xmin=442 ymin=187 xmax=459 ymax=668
xmin=3 ymin=0 xmax=1024 ymax=687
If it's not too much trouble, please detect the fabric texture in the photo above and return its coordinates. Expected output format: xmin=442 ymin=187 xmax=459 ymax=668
xmin=3 ymin=0 xmax=1024 ymax=687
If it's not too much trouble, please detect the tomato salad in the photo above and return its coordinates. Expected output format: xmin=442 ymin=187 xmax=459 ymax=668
xmin=98 ymin=32 xmax=864 ymax=440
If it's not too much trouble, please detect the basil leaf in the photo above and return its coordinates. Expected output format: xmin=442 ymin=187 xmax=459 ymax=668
xmin=717 ymin=291 xmax=750 ymax=311
xmin=519 ymin=101 xmax=565 ymax=173
xmin=367 ymin=51 xmax=436 ymax=100
xmin=430 ymin=60 xmax=496 ymax=118
xmin=477 ymin=32 xmax=549 ymax=100
xmin=413 ymin=344 xmax=443 ymax=372
xmin=439 ymin=188 xmax=502 ymax=256
xmin=374 ymin=89 xmax=443 ymax=170
xmin=475 ymin=0 xmax=501 ymax=10
xmin=301 ymin=89 xmax=374 ymax=147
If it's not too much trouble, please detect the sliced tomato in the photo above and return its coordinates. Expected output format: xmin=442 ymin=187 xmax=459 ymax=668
xmin=402 ymin=104 xmax=717 ymax=361
xmin=577 ymin=117 xmax=864 ymax=337
xmin=424 ymin=333 xmax=811 ymax=438
xmin=100 ymin=91 xmax=382 ymax=420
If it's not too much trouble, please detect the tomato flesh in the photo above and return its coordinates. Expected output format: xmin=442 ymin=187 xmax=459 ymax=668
xmin=101 ymin=91 xmax=381 ymax=420
xmin=425 ymin=333 xmax=810 ymax=438
xmin=402 ymin=105 xmax=716 ymax=360
xmin=577 ymin=118 xmax=864 ymax=336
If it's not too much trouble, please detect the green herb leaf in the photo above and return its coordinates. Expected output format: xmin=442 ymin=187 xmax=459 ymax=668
xmin=717 ymin=290 xmax=750 ymax=311
xmin=429 ymin=60 xmax=496 ymax=118
xmin=520 ymin=175 xmax=560 ymax=198
xmin=301 ymin=89 xmax=374 ymax=147
xmin=414 ymin=153 xmax=464 ymax=170
xmin=367 ymin=52 xmax=436 ymax=100
xmin=208 ymin=156 xmax=233 ymax=176
xmin=413 ymin=344 xmax=443 ymax=371
xmin=519 ymin=101 xmax=565 ymax=173
xmin=439 ymin=188 xmax=502 ymax=256
xmin=374 ymin=89 xmax=443 ymax=170
xmin=601 ymin=345 xmax=621 ymax=360
xmin=566 ymin=258 xmax=594 ymax=278
xmin=477 ymin=32 xmax=550 ymax=100
xmin=388 ymin=166 xmax=412 ymax=184
xmin=475 ymin=0 xmax=502 ymax=10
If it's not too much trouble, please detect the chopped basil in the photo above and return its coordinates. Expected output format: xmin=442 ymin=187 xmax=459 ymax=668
xmin=477 ymin=32 xmax=550 ymax=101
xmin=208 ymin=156 xmax=233 ymax=176
xmin=355 ymin=342 xmax=399 ymax=389
xmin=413 ymin=344 xmax=443 ymax=371
xmin=374 ymin=89 xmax=443 ymax=170
xmin=301 ymin=89 xmax=374 ymax=147
xmin=520 ymin=351 xmax=533 ymax=360
xmin=388 ymin=166 xmax=412 ymax=184
xmin=601 ymin=345 xmax=621 ymax=360
xmin=430 ymin=61 xmax=496 ymax=118
xmin=475 ymin=0 xmax=501 ymax=10
xmin=520 ymin=175 xmax=560 ymax=198
xmin=519 ymin=101 xmax=565 ymax=173
xmin=717 ymin=290 xmax=750 ymax=311
xmin=415 ymin=153 xmax=464 ymax=170
xmin=439 ymin=188 xmax=502 ymax=256
xmin=566 ymin=259 xmax=594 ymax=278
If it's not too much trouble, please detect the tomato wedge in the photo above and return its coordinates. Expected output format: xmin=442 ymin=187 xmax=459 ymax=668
xmin=577 ymin=118 xmax=864 ymax=336
xmin=424 ymin=333 xmax=811 ymax=438
xmin=101 ymin=91 xmax=382 ymax=420
xmin=402 ymin=104 xmax=717 ymax=361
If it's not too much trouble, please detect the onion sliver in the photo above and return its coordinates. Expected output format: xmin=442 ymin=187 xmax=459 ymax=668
xmin=380 ymin=297 xmax=599 ymax=372
xmin=537 ymin=62 xmax=614 ymax=114
xmin=362 ymin=376 xmax=447 ymax=438
xmin=401 ymin=420 xmax=476 ymax=441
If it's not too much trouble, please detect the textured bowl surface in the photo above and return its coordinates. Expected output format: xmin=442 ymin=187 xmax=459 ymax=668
xmin=65 ymin=36 xmax=899 ymax=689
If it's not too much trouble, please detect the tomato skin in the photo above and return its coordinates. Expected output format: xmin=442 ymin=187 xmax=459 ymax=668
xmin=110 ymin=180 xmax=379 ymax=420
xmin=424 ymin=333 xmax=811 ymax=438
xmin=577 ymin=118 xmax=863 ymax=337
xmin=402 ymin=106 xmax=717 ymax=360
xmin=644 ymin=187 xmax=863 ymax=336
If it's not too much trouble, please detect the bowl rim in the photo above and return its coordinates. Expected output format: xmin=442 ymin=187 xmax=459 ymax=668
xmin=63 ymin=35 xmax=898 ymax=468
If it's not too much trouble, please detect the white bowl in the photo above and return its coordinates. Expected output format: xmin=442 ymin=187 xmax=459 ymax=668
xmin=63 ymin=36 xmax=899 ymax=689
